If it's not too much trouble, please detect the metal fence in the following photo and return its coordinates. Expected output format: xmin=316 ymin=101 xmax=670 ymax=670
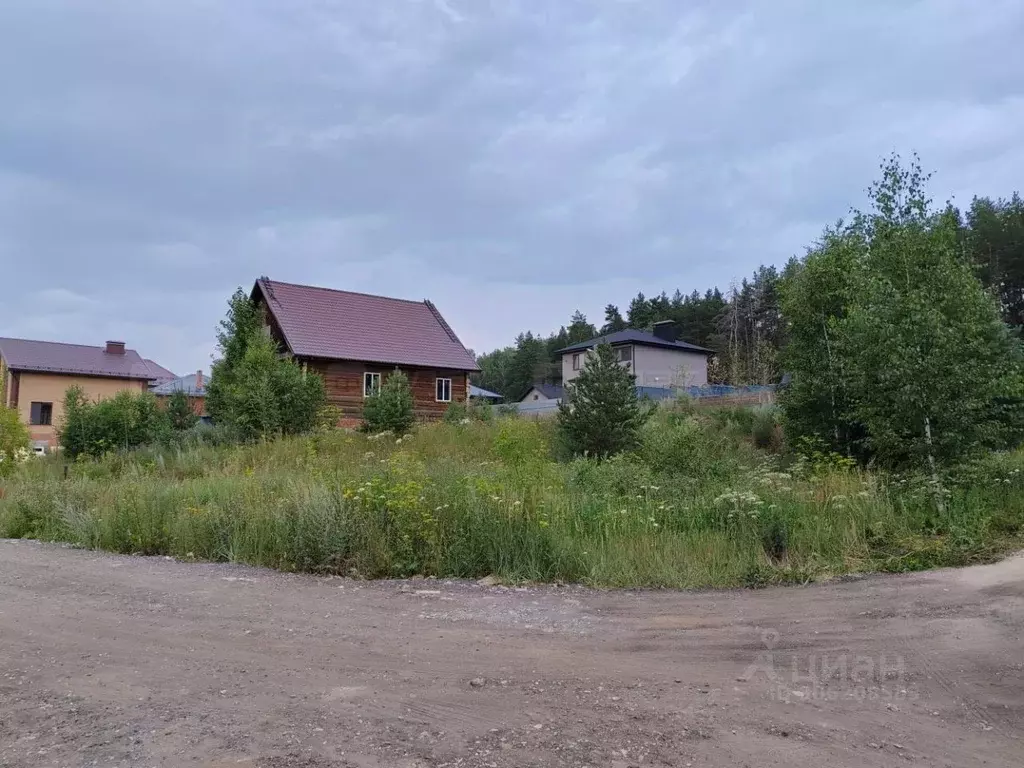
xmin=514 ymin=385 xmax=777 ymax=417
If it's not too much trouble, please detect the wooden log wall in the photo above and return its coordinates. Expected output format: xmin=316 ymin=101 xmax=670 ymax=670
xmin=304 ymin=359 xmax=469 ymax=421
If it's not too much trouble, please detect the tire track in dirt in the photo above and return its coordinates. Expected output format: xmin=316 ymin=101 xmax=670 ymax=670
xmin=1 ymin=540 xmax=1021 ymax=767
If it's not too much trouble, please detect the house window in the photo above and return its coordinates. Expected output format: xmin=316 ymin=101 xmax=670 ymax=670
xmin=30 ymin=402 xmax=53 ymax=426
xmin=533 ymin=394 xmax=539 ymax=401
xmin=363 ymin=372 xmax=381 ymax=397
xmin=572 ymin=353 xmax=581 ymax=371
xmin=436 ymin=377 xmax=452 ymax=402
xmin=615 ymin=345 xmax=632 ymax=364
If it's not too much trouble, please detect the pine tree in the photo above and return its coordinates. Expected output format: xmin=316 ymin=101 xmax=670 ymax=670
xmin=363 ymin=369 xmax=415 ymax=435
xmin=601 ymin=304 xmax=626 ymax=333
xmin=558 ymin=344 xmax=649 ymax=458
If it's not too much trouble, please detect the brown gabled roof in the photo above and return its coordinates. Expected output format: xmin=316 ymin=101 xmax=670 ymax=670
xmin=252 ymin=279 xmax=480 ymax=371
xmin=143 ymin=359 xmax=178 ymax=382
xmin=0 ymin=337 xmax=161 ymax=380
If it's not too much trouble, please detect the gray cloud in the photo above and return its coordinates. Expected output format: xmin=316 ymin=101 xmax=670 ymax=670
xmin=1 ymin=0 xmax=1022 ymax=372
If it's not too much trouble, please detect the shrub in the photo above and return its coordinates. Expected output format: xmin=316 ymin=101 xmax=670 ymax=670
xmin=469 ymin=400 xmax=494 ymax=423
xmin=315 ymin=404 xmax=344 ymax=431
xmin=59 ymin=387 xmax=171 ymax=458
xmin=363 ymin=369 xmax=414 ymax=435
xmin=558 ymin=343 xmax=650 ymax=458
xmin=0 ymin=404 xmax=31 ymax=477
xmin=492 ymin=417 xmax=548 ymax=469
xmin=640 ymin=415 xmax=714 ymax=478
xmin=751 ymin=405 xmax=784 ymax=452
xmin=166 ymin=390 xmax=200 ymax=431
xmin=443 ymin=401 xmax=469 ymax=424
xmin=497 ymin=403 xmax=519 ymax=418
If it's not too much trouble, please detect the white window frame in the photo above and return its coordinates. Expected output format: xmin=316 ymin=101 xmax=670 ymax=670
xmin=615 ymin=345 xmax=632 ymax=364
xmin=572 ymin=353 xmax=581 ymax=371
xmin=363 ymin=372 xmax=381 ymax=398
xmin=435 ymin=377 xmax=452 ymax=403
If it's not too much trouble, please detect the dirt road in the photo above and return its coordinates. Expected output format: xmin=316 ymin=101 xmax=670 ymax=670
xmin=1 ymin=540 xmax=1021 ymax=767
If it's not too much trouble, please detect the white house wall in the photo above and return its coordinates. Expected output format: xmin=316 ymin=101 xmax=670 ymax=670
xmin=562 ymin=345 xmax=708 ymax=387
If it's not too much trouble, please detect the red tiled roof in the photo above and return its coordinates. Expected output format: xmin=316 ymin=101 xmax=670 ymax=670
xmin=0 ymin=337 xmax=161 ymax=380
xmin=253 ymin=279 xmax=479 ymax=371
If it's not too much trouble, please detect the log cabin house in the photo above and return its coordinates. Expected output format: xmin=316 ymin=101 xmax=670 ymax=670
xmin=251 ymin=278 xmax=479 ymax=424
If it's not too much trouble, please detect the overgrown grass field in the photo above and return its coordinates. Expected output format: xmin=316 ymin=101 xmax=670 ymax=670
xmin=2 ymin=404 xmax=1023 ymax=588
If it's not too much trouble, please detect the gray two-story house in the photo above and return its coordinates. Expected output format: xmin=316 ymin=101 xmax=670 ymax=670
xmin=558 ymin=321 xmax=713 ymax=389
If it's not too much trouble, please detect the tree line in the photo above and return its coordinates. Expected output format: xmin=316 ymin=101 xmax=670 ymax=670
xmin=555 ymin=154 xmax=1024 ymax=478
xmin=474 ymin=182 xmax=1024 ymax=401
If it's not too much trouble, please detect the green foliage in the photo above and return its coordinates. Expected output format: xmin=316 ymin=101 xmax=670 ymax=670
xmin=470 ymin=399 xmax=495 ymax=423
xmin=782 ymin=154 xmax=1024 ymax=470
xmin=750 ymin=405 xmax=784 ymax=452
xmin=558 ymin=343 xmax=650 ymax=458
xmin=59 ymin=386 xmax=171 ymax=458
xmin=205 ymin=288 xmax=325 ymax=439
xmin=0 ymin=404 xmax=31 ymax=477
xmin=363 ymin=369 xmax=414 ymax=435
xmin=3 ymin=415 xmax=1023 ymax=588
xmin=966 ymin=193 xmax=1024 ymax=329
xmin=841 ymin=155 xmax=1020 ymax=468
xmin=442 ymin=401 xmax=469 ymax=424
xmin=601 ymin=304 xmax=627 ymax=333
xmin=496 ymin=402 xmax=520 ymax=418
xmin=445 ymin=400 xmax=495 ymax=425
xmin=205 ymin=288 xmax=262 ymax=422
xmin=492 ymin=417 xmax=548 ymax=469
xmin=779 ymin=227 xmax=863 ymax=455
xmin=315 ymin=404 xmax=344 ymax=431
xmin=166 ymin=390 xmax=199 ymax=431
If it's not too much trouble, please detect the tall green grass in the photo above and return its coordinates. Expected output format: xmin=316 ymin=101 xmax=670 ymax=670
xmin=1 ymin=410 xmax=1022 ymax=588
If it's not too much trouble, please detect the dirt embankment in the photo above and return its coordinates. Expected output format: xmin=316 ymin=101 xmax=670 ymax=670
xmin=1 ymin=540 xmax=1022 ymax=767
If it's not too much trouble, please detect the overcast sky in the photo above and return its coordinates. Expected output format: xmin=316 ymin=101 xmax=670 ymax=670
xmin=2 ymin=1 xmax=1023 ymax=374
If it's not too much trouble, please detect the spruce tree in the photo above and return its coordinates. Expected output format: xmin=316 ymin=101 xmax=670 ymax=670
xmin=558 ymin=343 xmax=649 ymax=457
xmin=363 ymin=369 xmax=415 ymax=435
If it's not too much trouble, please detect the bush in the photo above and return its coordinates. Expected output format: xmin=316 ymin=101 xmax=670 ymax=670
xmin=59 ymin=387 xmax=172 ymax=458
xmin=316 ymin=404 xmax=344 ymax=431
xmin=471 ymin=400 xmax=495 ymax=422
xmin=363 ymin=369 xmax=414 ymax=435
xmin=443 ymin=401 xmax=469 ymax=424
xmin=497 ymin=403 xmax=519 ymax=418
xmin=0 ymin=404 xmax=31 ymax=477
xmin=444 ymin=400 xmax=495 ymax=424
xmin=166 ymin=390 xmax=200 ymax=431
xmin=638 ymin=410 xmax=741 ymax=480
xmin=751 ymin=405 xmax=784 ymax=452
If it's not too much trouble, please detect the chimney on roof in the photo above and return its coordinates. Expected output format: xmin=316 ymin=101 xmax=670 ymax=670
xmin=105 ymin=340 xmax=126 ymax=355
xmin=195 ymin=370 xmax=204 ymax=391
xmin=652 ymin=320 xmax=678 ymax=342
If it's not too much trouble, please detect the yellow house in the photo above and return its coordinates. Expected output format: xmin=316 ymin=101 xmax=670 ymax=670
xmin=0 ymin=338 xmax=176 ymax=452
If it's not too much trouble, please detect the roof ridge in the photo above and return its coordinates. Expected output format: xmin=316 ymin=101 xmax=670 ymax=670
xmin=424 ymin=299 xmax=467 ymax=348
xmin=264 ymin=278 xmax=427 ymax=306
xmin=0 ymin=336 xmax=138 ymax=353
